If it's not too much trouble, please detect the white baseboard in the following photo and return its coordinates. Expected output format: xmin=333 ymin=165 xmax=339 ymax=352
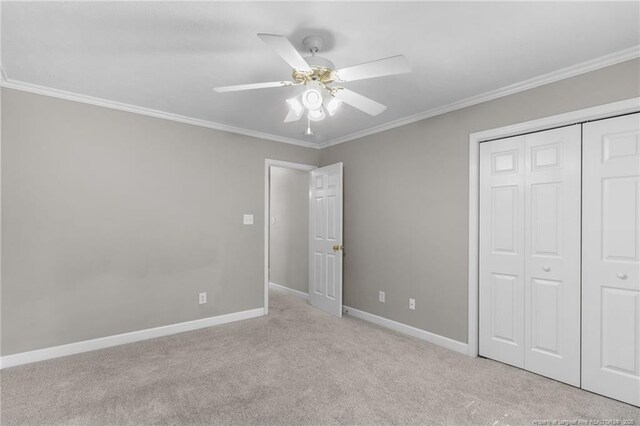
xmin=343 ymin=305 xmax=469 ymax=355
xmin=269 ymin=282 xmax=309 ymax=300
xmin=0 ymin=307 xmax=265 ymax=369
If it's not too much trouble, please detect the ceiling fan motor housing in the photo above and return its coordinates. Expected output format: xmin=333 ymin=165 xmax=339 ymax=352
xmin=304 ymin=55 xmax=335 ymax=70
xmin=293 ymin=35 xmax=336 ymax=85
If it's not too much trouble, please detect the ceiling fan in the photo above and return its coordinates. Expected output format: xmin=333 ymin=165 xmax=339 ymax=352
xmin=213 ymin=34 xmax=411 ymax=129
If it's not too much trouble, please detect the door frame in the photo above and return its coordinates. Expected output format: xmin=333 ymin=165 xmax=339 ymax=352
xmin=467 ymin=97 xmax=640 ymax=357
xmin=264 ymin=159 xmax=317 ymax=315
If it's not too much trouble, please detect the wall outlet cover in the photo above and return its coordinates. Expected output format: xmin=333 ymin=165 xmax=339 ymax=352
xmin=199 ymin=292 xmax=207 ymax=305
xmin=409 ymin=298 xmax=416 ymax=310
xmin=243 ymin=214 xmax=254 ymax=225
xmin=379 ymin=291 xmax=386 ymax=303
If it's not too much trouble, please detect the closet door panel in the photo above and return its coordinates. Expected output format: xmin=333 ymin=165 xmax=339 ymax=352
xmin=479 ymin=136 xmax=526 ymax=368
xmin=523 ymin=125 xmax=581 ymax=386
xmin=583 ymin=113 xmax=640 ymax=407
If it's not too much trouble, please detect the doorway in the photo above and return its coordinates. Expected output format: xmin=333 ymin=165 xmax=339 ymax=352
xmin=264 ymin=159 xmax=345 ymax=318
xmin=264 ymin=160 xmax=316 ymax=315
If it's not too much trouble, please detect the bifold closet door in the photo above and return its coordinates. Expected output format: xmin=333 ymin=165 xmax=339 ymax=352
xmin=480 ymin=125 xmax=581 ymax=386
xmin=523 ymin=126 xmax=581 ymax=387
xmin=582 ymin=113 xmax=640 ymax=407
xmin=479 ymin=135 xmax=526 ymax=368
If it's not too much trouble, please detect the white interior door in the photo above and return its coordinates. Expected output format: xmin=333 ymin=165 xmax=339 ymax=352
xmin=523 ymin=125 xmax=581 ymax=386
xmin=582 ymin=113 xmax=640 ymax=407
xmin=309 ymin=163 xmax=343 ymax=317
xmin=480 ymin=135 xmax=526 ymax=368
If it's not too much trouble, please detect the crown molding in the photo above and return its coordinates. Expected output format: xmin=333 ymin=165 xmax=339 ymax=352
xmin=317 ymin=45 xmax=640 ymax=149
xmin=0 ymin=78 xmax=319 ymax=149
xmin=1 ymin=45 xmax=638 ymax=151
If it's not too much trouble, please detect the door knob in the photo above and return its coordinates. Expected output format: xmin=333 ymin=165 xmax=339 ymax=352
xmin=617 ymin=273 xmax=628 ymax=280
xmin=542 ymin=266 xmax=551 ymax=272
xmin=332 ymin=245 xmax=344 ymax=252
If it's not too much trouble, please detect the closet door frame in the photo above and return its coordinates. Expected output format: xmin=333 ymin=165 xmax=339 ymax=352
xmin=468 ymin=97 xmax=640 ymax=358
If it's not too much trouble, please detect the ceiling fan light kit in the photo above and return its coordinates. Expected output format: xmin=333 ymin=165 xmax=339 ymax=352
xmin=324 ymin=96 xmax=342 ymax=117
xmin=213 ymin=33 xmax=411 ymax=136
xmin=301 ymin=84 xmax=324 ymax=110
xmin=308 ymin=108 xmax=326 ymax=122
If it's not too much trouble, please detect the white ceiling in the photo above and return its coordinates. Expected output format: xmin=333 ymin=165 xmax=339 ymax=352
xmin=2 ymin=1 xmax=639 ymax=147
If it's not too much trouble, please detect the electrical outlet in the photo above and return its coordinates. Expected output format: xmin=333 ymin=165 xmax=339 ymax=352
xmin=409 ymin=298 xmax=416 ymax=310
xmin=199 ymin=292 xmax=207 ymax=305
xmin=379 ymin=291 xmax=386 ymax=303
xmin=243 ymin=214 xmax=254 ymax=225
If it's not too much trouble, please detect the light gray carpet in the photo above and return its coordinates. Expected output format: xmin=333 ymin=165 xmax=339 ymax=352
xmin=1 ymin=288 xmax=639 ymax=425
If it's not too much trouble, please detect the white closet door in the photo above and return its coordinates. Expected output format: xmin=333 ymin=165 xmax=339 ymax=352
xmin=480 ymin=136 xmax=526 ymax=368
xmin=583 ymin=113 xmax=640 ymax=407
xmin=523 ymin=125 xmax=581 ymax=386
xmin=480 ymin=126 xmax=581 ymax=383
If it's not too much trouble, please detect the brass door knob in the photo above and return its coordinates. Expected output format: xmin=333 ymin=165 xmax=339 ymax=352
xmin=332 ymin=245 xmax=344 ymax=251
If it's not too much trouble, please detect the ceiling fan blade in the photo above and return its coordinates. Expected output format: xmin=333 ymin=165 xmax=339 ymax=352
xmin=213 ymin=81 xmax=297 ymax=93
xmin=257 ymin=33 xmax=312 ymax=72
xmin=334 ymin=55 xmax=410 ymax=82
xmin=332 ymin=88 xmax=387 ymax=116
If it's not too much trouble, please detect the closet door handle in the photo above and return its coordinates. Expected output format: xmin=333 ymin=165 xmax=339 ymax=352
xmin=617 ymin=273 xmax=628 ymax=280
xmin=542 ymin=266 xmax=551 ymax=272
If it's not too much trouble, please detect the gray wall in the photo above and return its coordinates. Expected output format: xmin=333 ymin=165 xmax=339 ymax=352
xmin=320 ymin=59 xmax=640 ymax=343
xmin=269 ymin=167 xmax=309 ymax=293
xmin=2 ymin=58 xmax=639 ymax=356
xmin=1 ymin=88 xmax=319 ymax=355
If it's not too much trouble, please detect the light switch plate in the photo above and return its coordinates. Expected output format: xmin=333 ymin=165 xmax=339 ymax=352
xmin=409 ymin=298 xmax=416 ymax=310
xmin=199 ymin=292 xmax=207 ymax=305
xmin=379 ymin=291 xmax=386 ymax=303
xmin=243 ymin=214 xmax=254 ymax=225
